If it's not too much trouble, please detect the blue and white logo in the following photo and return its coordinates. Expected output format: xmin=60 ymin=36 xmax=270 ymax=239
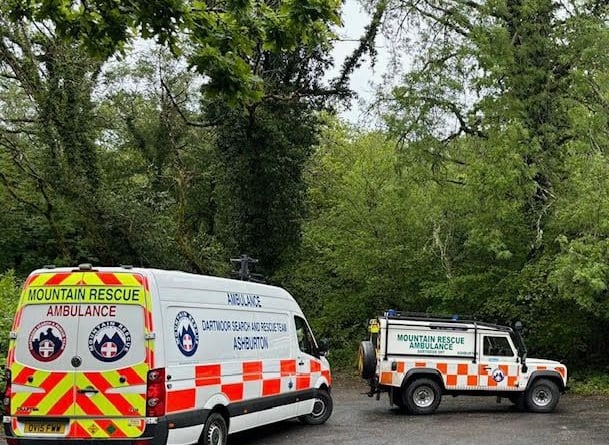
xmin=174 ymin=311 xmax=199 ymax=357
xmin=29 ymin=321 xmax=66 ymax=362
xmin=492 ymin=368 xmax=505 ymax=383
xmin=88 ymin=321 xmax=132 ymax=363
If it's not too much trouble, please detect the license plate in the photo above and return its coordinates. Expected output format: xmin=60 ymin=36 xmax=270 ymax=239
xmin=24 ymin=422 xmax=66 ymax=434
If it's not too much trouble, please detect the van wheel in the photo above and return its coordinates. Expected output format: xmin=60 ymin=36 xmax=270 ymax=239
xmin=358 ymin=341 xmax=376 ymax=379
xmin=404 ymin=378 xmax=441 ymax=415
xmin=525 ymin=379 xmax=560 ymax=413
xmin=201 ymin=412 xmax=227 ymax=445
xmin=299 ymin=389 xmax=333 ymax=425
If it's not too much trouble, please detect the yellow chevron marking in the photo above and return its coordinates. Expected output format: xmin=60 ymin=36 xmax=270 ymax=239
xmin=28 ymin=273 xmax=56 ymax=287
xmin=10 ymin=362 xmax=24 ymax=376
xmin=62 ymin=273 xmax=84 ymax=285
xmin=113 ymin=273 xmax=142 ymax=287
xmin=87 ymin=423 xmax=100 ymax=435
xmin=74 ymin=375 xmax=119 ymax=416
xmin=74 ymin=374 xmax=145 ymax=417
xmin=36 ymin=374 xmax=74 ymax=415
xmin=73 ymin=419 xmax=144 ymax=438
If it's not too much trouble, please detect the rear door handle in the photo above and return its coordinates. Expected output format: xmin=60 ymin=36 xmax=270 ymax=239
xmin=78 ymin=386 xmax=99 ymax=394
xmin=298 ymin=360 xmax=305 ymax=366
xmin=484 ymin=367 xmax=493 ymax=371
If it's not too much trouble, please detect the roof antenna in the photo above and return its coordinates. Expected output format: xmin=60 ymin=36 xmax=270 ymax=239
xmin=230 ymin=254 xmax=265 ymax=283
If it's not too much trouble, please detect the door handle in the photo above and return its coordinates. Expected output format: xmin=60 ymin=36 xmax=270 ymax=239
xmin=78 ymin=386 xmax=99 ymax=394
xmin=298 ymin=360 xmax=305 ymax=366
xmin=484 ymin=367 xmax=492 ymax=371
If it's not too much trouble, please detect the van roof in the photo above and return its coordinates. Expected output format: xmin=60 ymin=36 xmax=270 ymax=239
xmin=29 ymin=266 xmax=296 ymax=303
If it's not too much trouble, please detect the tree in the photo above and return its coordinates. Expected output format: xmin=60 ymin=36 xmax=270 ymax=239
xmin=7 ymin=0 xmax=342 ymax=104
xmin=363 ymin=0 xmax=609 ymax=366
xmin=0 ymin=11 xmax=106 ymax=268
xmin=98 ymin=47 xmax=228 ymax=273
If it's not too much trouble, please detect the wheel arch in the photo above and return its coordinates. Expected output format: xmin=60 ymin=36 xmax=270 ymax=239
xmin=199 ymin=406 xmax=230 ymax=445
xmin=203 ymin=393 xmax=230 ymax=410
xmin=526 ymin=371 xmax=566 ymax=392
xmin=401 ymin=368 xmax=445 ymax=392
xmin=202 ymin=395 xmax=231 ymax=434
xmin=314 ymin=375 xmax=331 ymax=391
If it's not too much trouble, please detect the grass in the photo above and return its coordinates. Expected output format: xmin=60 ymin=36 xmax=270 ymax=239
xmin=569 ymin=372 xmax=609 ymax=396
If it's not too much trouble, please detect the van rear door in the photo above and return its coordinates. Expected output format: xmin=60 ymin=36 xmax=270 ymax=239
xmin=9 ymin=270 xmax=152 ymax=440
xmin=11 ymin=271 xmax=83 ymax=437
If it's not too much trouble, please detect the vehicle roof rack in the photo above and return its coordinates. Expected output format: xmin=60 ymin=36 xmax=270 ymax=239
xmin=382 ymin=311 xmax=513 ymax=332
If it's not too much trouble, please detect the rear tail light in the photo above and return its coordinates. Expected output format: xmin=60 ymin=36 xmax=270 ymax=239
xmin=3 ymin=369 xmax=11 ymax=413
xmin=7 ymin=439 xmax=18 ymax=445
xmin=146 ymin=368 xmax=166 ymax=417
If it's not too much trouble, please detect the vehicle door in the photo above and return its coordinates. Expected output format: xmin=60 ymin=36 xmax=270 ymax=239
xmin=478 ymin=334 xmax=520 ymax=391
xmin=10 ymin=271 xmax=84 ymax=438
xmin=294 ymin=315 xmax=320 ymax=416
xmin=72 ymin=271 xmax=150 ymax=440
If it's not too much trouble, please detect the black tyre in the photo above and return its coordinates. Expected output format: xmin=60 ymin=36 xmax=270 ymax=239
xmin=358 ymin=341 xmax=376 ymax=379
xmin=201 ymin=412 xmax=228 ymax=445
xmin=404 ymin=378 xmax=442 ymax=415
xmin=299 ymin=389 xmax=333 ymax=425
xmin=525 ymin=378 xmax=560 ymax=413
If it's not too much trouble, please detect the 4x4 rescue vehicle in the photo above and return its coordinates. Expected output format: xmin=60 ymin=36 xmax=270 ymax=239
xmin=3 ymin=264 xmax=332 ymax=445
xmin=358 ymin=311 xmax=567 ymax=414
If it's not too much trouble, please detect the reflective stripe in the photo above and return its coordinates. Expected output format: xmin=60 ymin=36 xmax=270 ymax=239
xmin=196 ymin=364 xmax=222 ymax=386
xmin=297 ymin=375 xmax=311 ymax=390
xmin=262 ymin=379 xmax=281 ymax=396
xmin=43 ymin=273 xmax=73 ymax=286
xmin=167 ymin=389 xmax=196 ymax=412
xmin=12 ymin=371 xmax=72 ymax=416
xmin=243 ymin=361 xmax=263 ymax=381
xmin=280 ymin=360 xmax=296 ymax=376
xmin=222 ymin=383 xmax=244 ymax=402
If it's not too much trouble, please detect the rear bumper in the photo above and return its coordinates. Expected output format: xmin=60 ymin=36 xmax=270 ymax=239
xmin=3 ymin=419 xmax=170 ymax=445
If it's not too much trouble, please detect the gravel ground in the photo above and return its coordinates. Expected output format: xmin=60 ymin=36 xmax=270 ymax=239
xmin=2 ymin=376 xmax=608 ymax=445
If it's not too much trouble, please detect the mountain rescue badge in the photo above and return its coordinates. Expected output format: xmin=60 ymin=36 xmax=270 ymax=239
xmin=88 ymin=321 xmax=132 ymax=362
xmin=174 ymin=311 xmax=199 ymax=357
xmin=29 ymin=321 xmax=66 ymax=362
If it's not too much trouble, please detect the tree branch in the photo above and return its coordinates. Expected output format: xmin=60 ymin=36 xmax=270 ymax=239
xmin=160 ymin=76 xmax=220 ymax=128
xmin=332 ymin=0 xmax=388 ymax=91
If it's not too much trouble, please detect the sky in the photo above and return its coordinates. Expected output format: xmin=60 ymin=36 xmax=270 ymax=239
xmin=328 ymin=0 xmax=391 ymax=126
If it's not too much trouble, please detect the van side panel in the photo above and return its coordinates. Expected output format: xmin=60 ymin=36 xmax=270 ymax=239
xmin=154 ymin=280 xmax=329 ymax=440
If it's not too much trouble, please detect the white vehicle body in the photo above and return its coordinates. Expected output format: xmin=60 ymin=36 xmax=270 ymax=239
xmin=4 ymin=265 xmax=332 ymax=445
xmin=359 ymin=312 xmax=567 ymax=414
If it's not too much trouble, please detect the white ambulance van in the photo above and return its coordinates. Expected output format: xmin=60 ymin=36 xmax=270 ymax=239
xmin=358 ymin=311 xmax=567 ymax=414
xmin=3 ymin=265 xmax=332 ymax=445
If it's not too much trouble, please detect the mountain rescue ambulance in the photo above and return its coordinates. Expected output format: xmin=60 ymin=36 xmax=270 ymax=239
xmin=358 ymin=311 xmax=567 ymax=414
xmin=3 ymin=265 xmax=332 ymax=445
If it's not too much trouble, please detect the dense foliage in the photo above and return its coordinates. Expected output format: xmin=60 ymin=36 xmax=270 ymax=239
xmin=1 ymin=0 xmax=609 ymax=381
xmin=280 ymin=0 xmax=609 ymax=372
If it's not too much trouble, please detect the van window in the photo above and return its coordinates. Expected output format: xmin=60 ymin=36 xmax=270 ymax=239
xmin=295 ymin=316 xmax=315 ymax=355
xmin=483 ymin=336 xmax=514 ymax=357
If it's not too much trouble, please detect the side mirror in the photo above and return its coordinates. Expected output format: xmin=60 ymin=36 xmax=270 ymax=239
xmin=317 ymin=338 xmax=330 ymax=356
